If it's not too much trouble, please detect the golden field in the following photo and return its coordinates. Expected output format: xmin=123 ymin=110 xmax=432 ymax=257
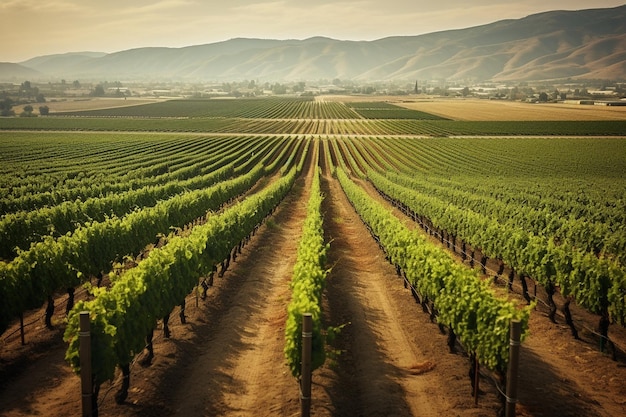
xmin=393 ymin=98 xmax=626 ymax=121
xmin=320 ymin=95 xmax=626 ymax=121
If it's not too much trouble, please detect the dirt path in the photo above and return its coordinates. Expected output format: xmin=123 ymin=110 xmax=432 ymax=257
xmin=316 ymin=159 xmax=501 ymax=416
xmin=354 ymin=170 xmax=626 ymax=417
xmin=116 ymin=140 xmax=319 ymax=417
xmin=167 ymin=142 xmax=317 ymax=417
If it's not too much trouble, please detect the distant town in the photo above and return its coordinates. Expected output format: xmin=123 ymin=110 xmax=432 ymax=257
xmin=2 ymin=78 xmax=626 ymax=117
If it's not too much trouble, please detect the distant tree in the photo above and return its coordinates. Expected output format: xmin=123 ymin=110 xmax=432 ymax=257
xmin=462 ymin=86 xmax=470 ymax=97
xmin=73 ymin=80 xmax=81 ymax=88
xmin=20 ymin=81 xmax=33 ymax=100
xmin=0 ymin=97 xmax=15 ymax=116
xmin=272 ymin=83 xmax=287 ymax=95
xmin=293 ymin=81 xmax=306 ymax=93
xmin=93 ymin=84 xmax=105 ymax=97
xmin=538 ymin=92 xmax=549 ymax=102
xmin=36 ymin=93 xmax=46 ymax=103
xmin=364 ymin=86 xmax=375 ymax=94
xmin=20 ymin=104 xmax=35 ymax=117
xmin=39 ymin=105 xmax=49 ymax=115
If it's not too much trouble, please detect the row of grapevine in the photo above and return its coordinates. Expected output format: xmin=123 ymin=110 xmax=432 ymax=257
xmin=355 ymin=137 xmax=625 ymax=229
xmin=334 ymin=138 xmax=366 ymax=179
xmin=381 ymin=170 xmax=626 ymax=265
xmin=336 ymin=167 xmax=531 ymax=373
xmin=0 ymin=136 xmax=280 ymax=259
xmin=235 ymin=99 xmax=358 ymax=119
xmin=0 ymin=135 xmax=252 ymax=212
xmin=0 ymin=160 xmax=272 ymax=335
xmin=284 ymin=150 xmax=329 ymax=377
xmin=63 ymin=163 xmax=300 ymax=398
xmin=367 ymin=170 xmax=626 ymax=331
xmin=332 ymin=135 xmax=626 ymax=342
xmin=4 ymin=115 xmax=626 ymax=136
xmin=0 ymin=134 xmax=224 ymax=195
xmin=52 ymin=97 xmax=360 ymax=119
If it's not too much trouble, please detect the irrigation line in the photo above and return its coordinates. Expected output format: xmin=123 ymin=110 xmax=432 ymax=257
xmin=2 ymin=314 xmax=43 ymax=343
xmin=2 ymin=286 xmax=89 ymax=344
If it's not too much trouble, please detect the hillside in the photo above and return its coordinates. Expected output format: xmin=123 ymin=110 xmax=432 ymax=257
xmin=0 ymin=63 xmax=41 ymax=80
xmin=8 ymin=5 xmax=626 ymax=82
xmin=19 ymin=52 xmax=107 ymax=76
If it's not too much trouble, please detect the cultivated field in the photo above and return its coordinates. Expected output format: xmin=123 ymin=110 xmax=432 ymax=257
xmin=319 ymin=95 xmax=626 ymax=121
xmin=0 ymin=97 xmax=625 ymax=417
xmin=13 ymin=97 xmax=162 ymax=115
xmin=395 ymin=97 xmax=626 ymax=121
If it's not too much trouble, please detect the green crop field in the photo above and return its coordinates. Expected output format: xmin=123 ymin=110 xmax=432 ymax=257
xmin=345 ymin=101 xmax=449 ymax=120
xmin=1 ymin=96 xmax=625 ymax=415
xmin=2 ymin=97 xmax=625 ymax=135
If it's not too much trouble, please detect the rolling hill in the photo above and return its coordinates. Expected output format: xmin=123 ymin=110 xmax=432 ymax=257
xmin=0 ymin=63 xmax=42 ymax=81
xmin=8 ymin=5 xmax=626 ymax=82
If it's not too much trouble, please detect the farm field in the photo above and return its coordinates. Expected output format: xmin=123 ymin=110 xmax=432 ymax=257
xmin=0 ymin=97 xmax=625 ymax=417
xmin=3 ymin=96 xmax=626 ymax=136
xmin=393 ymin=97 xmax=626 ymax=121
xmin=319 ymin=95 xmax=626 ymax=121
xmin=13 ymin=97 xmax=163 ymax=115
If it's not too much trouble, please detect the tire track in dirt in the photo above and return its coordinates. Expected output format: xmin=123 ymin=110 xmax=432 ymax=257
xmin=0 ymin=337 xmax=80 ymax=417
xmin=320 ymin=165 xmax=467 ymax=417
xmin=166 ymin=141 xmax=316 ymax=417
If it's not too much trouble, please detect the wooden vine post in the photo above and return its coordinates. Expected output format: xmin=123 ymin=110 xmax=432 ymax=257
xmin=301 ymin=313 xmax=312 ymax=417
xmin=473 ymin=357 xmax=480 ymax=405
xmin=79 ymin=311 xmax=93 ymax=417
xmin=505 ymin=320 xmax=522 ymax=417
xmin=19 ymin=313 xmax=25 ymax=346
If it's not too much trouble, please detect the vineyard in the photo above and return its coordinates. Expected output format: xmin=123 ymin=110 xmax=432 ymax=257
xmin=2 ymin=96 xmax=626 ymax=136
xmin=0 ymin=97 xmax=625 ymax=417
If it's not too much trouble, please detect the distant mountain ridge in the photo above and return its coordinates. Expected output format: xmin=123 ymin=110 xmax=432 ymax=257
xmin=0 ymin=62 xmax=41 ymax=79
xmin=5 ymin=5 xmax=626 ymax=82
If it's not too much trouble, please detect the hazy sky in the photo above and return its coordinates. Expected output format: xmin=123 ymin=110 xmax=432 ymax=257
xmin=2 ymin=1 xmax=624 ymax=62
